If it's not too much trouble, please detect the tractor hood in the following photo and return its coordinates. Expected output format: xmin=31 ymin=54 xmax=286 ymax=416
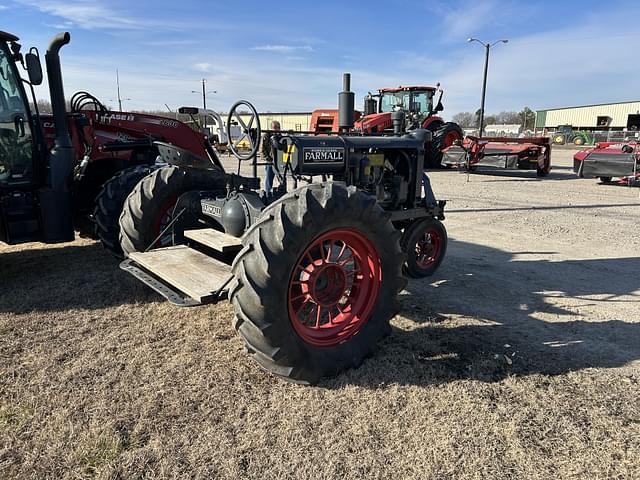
xmin=354 ymin=112 xmax=392 ymax=133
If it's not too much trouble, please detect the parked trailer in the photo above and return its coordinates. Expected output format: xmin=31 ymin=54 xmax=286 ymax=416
xmin=442 ymin=136 xmax=551 ymax=177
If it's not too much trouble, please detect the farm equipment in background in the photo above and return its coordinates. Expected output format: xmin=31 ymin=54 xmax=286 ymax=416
xmin=176 ymin=106 xmax=232 ymax=152
xmin=0 ymin=30 xmax=226 ymax=256
xmin=442 ymin=136 xmax=551 ymax=177
xmin=310 ymin=83 xmax=463 ymax=168
xmin=574 ymin=141 xmax=639 ymax=186
xmin=551 ymin=125 xmax=593 ymax=146
xmin=119 ymin=73 xmax=448 ymax=384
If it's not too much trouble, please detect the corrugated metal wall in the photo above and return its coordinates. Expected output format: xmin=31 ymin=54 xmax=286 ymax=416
xmin=237 ymin=113 xmax=313 ymax=131
xmin=538 ymin=102 xmax=640 ymax=129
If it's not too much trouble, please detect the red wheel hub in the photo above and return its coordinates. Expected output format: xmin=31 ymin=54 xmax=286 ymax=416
xmin=288 ymin=228 xmax=382 ymax=347
xmin=415 ymin=227 xmax=442 ymax=269
xmin=444 ymin=131 xmax=459 ymax=148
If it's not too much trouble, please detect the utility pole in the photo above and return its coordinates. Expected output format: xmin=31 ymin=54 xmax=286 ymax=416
xmin=201 ymin=78 xmax=207 ymax=111
xmin=191 ymin=79 xmax=217 ymax=129
xmin=468 ymin=38 xmax=508 ymax=137
xmin=116 ymin=69 xmax=123 ymax=111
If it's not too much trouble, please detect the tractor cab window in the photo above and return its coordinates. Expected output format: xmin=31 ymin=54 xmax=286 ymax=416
xmin=380 ymin=92 xmax=409 ymax=113
xmin=380 ymin=90 xmax=433 ymax=114
xmin=0 ymin=45 xmax=34 ymax=185
xmin=410 ymin=91 xmax=433 ymax=115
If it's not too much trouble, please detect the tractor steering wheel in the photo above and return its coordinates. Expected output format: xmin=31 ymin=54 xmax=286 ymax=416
xmin=226 ymin=100 xmax=261 ymax=161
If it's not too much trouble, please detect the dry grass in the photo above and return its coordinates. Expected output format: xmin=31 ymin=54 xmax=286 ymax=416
xmin=1 ymin=150 xmax=639 ymax=479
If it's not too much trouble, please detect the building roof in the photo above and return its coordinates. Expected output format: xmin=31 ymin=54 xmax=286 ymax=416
xmin=378 ymin=86 xmax=437 ymax=93
xmin=537 ymin=100 xmax=640 ymax=113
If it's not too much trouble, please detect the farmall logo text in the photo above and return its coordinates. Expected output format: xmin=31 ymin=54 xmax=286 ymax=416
xmin=303 ymin=147 xmax=345 ymax=163
xmin=99 ymin=114 xmax=135 ymax=123
xmin=202 ymin=203 xmax=222 ymax=217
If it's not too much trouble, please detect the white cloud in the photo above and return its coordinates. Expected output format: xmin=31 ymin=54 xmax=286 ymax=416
xmin=251 ymin=45 xmax=313 ymax=53
xmin=15 ymin=0 xmax=186 ymax=31
xmin=193 ymin=63 xmax=213 ymax=73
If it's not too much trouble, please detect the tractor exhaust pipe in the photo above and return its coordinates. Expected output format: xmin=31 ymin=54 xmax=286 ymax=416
xmin=46 ymin=32 xmax=71 ymax=149
xmin=39 ymin=31 xmax=75 ymax=242
xmin=338 ymin=73 xmax=355 ymax=131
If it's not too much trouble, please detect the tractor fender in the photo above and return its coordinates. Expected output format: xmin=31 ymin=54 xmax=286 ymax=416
xmin=421 ymin=116 xmax=444 ymax=130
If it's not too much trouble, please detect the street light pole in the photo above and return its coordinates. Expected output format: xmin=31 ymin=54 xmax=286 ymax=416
xmin=201 ymin=78 xmax=206 ymax=111
xmin=116 ymin=69 xmax=123 ymax=111
xmin=468 ymin=38 xmax=508 ymax=137
xmin=191 ymin=79 xmax=217 ymax=129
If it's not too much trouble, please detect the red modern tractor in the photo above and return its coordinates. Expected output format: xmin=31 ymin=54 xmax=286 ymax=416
xmin=310 ymin=83 xmax=463 ymax=167
xmin=0 ymin=30 xmax=223 ymax=255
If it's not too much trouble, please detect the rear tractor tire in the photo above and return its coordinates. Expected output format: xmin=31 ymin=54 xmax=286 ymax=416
xmin=426 ymin=122 xmax=464 ymax=168
xmin=401 ymin=218 xmax=447 ymax=278
xmin=94 ymin=164 xmax=160 ymax=257
xmin=229 ymin=182 xmax=407 ymax=384
xmin=119 ymin=165 xmax=225 ymax=256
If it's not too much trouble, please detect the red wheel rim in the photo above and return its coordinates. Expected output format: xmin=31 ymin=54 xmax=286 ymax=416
xmin=415 ymin=227 xmax=442 ymax=269
xmin=153 ymin=197 xmax=177 ymax=247
xmin=443 ymin=131 xmax=459 ymax=149
xmin=288 ymin=228 xmax=382 ymax=347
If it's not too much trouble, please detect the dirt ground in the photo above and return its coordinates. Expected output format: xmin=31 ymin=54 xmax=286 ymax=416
xmin=1 ymin=148 xmax=639 ymax=479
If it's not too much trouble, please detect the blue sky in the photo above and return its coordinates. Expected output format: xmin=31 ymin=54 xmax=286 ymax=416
xmin=3 ymin=0 xmax=640 ymax=119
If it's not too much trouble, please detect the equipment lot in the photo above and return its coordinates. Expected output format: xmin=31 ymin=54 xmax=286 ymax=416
xmin=1 ymin=148 xmax=638 ymax=478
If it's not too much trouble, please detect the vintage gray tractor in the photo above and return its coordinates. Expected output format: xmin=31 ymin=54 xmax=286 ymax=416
xmin=119 ymin=74 xmax=448 ymax=383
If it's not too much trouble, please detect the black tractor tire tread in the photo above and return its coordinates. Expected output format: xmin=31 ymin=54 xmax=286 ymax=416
xmin=119 ymin=165 xmax=224 ymax=256
xmin=426 ymin=122 xmax=464 ymax=168
xmin=229 ymin=182 xmax=407 ymax=384
xmin=400 ymin=218 xmax=448 ymax=278
xmin=94 ymin=164 xmax=161 ymax=257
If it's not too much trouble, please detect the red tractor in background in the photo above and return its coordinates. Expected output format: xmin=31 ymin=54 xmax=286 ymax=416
xmin=0 ymin=30 xmax=222 ymax=256
xmin=40 ymin=92 xmax=220 ymax=255
xmin=310 ymin=83 xmax=463 ymax=167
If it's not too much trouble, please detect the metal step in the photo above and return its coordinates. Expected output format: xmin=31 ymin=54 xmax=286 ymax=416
xmin=126 ymin=245 xmax=233 ymax=305
xmin=184 ymin=228 xmax=243 ymax=253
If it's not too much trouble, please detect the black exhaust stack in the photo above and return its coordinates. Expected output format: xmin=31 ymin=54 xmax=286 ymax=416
xmin=338 ymin=73 xmax=354 ymax=131
xmin=363 ymin=94 xmax=377 ymax=117
xmin=39 ymin=32 xmax=75 ymax=242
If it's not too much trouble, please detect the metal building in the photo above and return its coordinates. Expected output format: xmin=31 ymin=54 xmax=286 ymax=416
xmin=237 ymin=112 xmax=312 ymax=132
xmin=536 ymin=101 xmax=640 ymax=132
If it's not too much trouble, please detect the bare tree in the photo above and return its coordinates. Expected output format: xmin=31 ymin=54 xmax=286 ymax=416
xmin=495 ymin=111 xmax=520 ymax=125
xmin=451 ymin=112 xmax=475 ymax=128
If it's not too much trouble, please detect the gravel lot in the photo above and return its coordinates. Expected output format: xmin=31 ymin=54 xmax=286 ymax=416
xmin=1 ymin=147 xmax=639 ymax=479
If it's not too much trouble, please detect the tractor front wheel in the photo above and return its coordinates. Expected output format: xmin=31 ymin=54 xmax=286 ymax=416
xmin=119 ymin=166 xmax=224 ymax=256
xmin=94 ymin=164 xmax=160 ymax=257
xmin=229 ymin=182 xmax=406 ymax=384
xmin=401 ymin=218 xmax=447 ymax=278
